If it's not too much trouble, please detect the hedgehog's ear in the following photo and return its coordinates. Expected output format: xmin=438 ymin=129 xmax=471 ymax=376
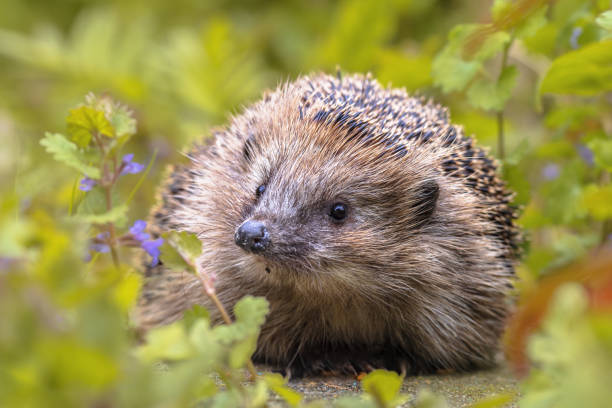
xmin=412 ymin=180 xmax=439 ymax=227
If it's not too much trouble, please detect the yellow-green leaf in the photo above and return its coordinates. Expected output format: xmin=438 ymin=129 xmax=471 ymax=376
xmin=263 ymin=374 xmax=303 ymax=407
xmin=361 ymin=369 xmax=403 ymax=406
xmin=66 ymin=105 xmax=114 ymax=147
xmin=540 ymin=40 xmax=612 ymax=95
xmin=580 ymin=184 xmax=612 ymax=220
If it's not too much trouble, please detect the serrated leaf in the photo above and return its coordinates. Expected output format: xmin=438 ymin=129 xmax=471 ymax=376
xmin=137 ymin=323 xmax=194 ymax=362
xmin=74 ymin=204 xmax=128 ymax=225
xmin=165 ymin=230 xmax=202 ymax=260
xmin=361 ymin=370 xmax=402 ymax=406
xmin=432 ymin=24 xmax=510 ymax=94
xmin=432 ymin=24 xmax=482 ymax=92
xmin=467 ymin=66 xmax=517 ymax=111
xmin=234 ymin=295 xmax=269 ymax=331
xmin=40 ymin=132 xmax=101 ymax=178
xmin=263 ymin=374 xmax=303 ymax=407
xmin=213 ymin=296 xmax=269 ymax=353
xmin=472 ymin=30 xmax=511 ymax=61
xmin=540 ymin=40 xmax=612 ymax=95
xmin=160 ymin=231 xmax=201 ymax=274
xmin=596 ymin=11 xmax=612 ymax=32
xmin=159 ymin=239 xmax=194 ymax=273
xmin=108 ymin=104 xmax=137 ymax=137
xmin=182 ymin=304 xmax=210 ymax=330
xmin=246 ymin=379 xmax=269 ymax=408
xmin=188 ymin=319 xmax=220 ymax=360
xmin=67 ymin=105 xmax=114 ymax=146
xmin=228 ymin=337 xmax=257 ymax=369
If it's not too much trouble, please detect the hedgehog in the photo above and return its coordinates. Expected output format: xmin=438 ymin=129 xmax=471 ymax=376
xmin=136 ymin=72 xmax=520 ymax=377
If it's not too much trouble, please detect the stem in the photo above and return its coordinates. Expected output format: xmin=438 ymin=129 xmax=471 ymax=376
xmin=496 ymin=38 xmax=513 ymax=162
xmin=126 ymin=149 xmax=158 ymax=205
xmin=194 ymin=272 xmax=258 ymax=380
xmin=104 ymin=184 xmax=120 ymax=269
xmin=497 ymin=111 xmax=505 ymax=161
xmin=208 ymin=291 xmax=233 ymax=326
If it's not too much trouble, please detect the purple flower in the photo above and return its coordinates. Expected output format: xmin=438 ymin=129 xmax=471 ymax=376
xmin=79 ymin=177 xmax=97 ymax=192
xmin=142 ymin=238 xmax=164 ymax=266
xmin=542 ymin=163 xmax=560 ymax=181
xmin=90 ymin=231 xmax=110 ymax=253
xmin=121 ymin=154 xmax=145 ymax=175
xmin=84 ymin=231 xmax=110 ymax=261
xmin=570 ymin=27 xmax=582 ymax=49
xmin=577 ymin=144 xmax=594 ymax=166
xmin=90 ymin=243 xmax=110 ymax=253
xmin=129 ymin=220 xmax=150 ymax=242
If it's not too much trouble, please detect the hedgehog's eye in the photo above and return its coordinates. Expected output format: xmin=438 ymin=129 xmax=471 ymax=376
xmin=329 ymin=202 xmax=348 ymax=222
xmin=256 ymin=184 xmax=266 ymax=198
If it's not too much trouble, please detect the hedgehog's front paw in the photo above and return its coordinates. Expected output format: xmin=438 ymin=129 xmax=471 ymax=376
xmin=281 ymin=350 xmax=410 ymax=379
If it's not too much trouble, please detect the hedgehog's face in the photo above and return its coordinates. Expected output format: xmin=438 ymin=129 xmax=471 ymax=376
xmin=231 ymin=126 xmax=440 ymax=294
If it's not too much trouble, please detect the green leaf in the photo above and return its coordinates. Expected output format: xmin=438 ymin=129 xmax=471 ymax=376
xmin=432 ymin=24 xmax=482 ymax=93
xmin=66 ymin=105 xmax=114 ymax=147
xmin=74 ymin=203 xmax=128 ymax=225
xmin=182 ymin=304 xmax=210 ymax=330
xmin=40 ymin=132 xmax=101 ymax=178
xmin=213 ymin=296 xmax=269 ymax=345
xmin=188 ymin=319 xmax=221 ymax=360
xmin=596 ymin=11 xmax=612 ymax=32
xmin=472 ymin=30 xmax=511 ymax=61
xmin=160 ymin=231 xmax=202 ymax=274
xmin=166 ymin=230 xmax=202 ymax=260
xmin=361 ymin=369 xmax=403 ymax=407
xmin=108 ymin=103 xmax=137 ymax=138
xmin=580 ymin=184 xmax=612 ymax=220
xmin=113 ymin=272 xmax=142 ymax=312
xmin=540 ymin=40 xmax=612 ymax=95
xmin=263 ymin=374 xmax=303 ymax=407
xmin=471 ymin=392 xmax=514 ymax=408
xmin=587 ymin=139 xmax=612 ymax=171
xmin=467 ymin=65 xmax=517 ymax=111
xmin=208 ymin=296 xmax=269 ymax=369
xmin=432 ymin=24 xmax=511 ymax=93
xmin=159 ymin=238 xmax=194 ymax=273
xmin=137 ymin=323 xmax=194 ymax=362
xmin=234 ymin=295 xmax=270 ymax=332
xmin=514 ymin=5 xmax=548 ymax=39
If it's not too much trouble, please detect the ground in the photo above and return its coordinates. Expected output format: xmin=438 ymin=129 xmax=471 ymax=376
xmin=271 ymin=365 xmax=519 ymax=407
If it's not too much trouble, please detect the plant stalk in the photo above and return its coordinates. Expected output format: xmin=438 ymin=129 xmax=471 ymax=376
xmin=196 ymin=271 xmax=259 ymax=380
xmin=497 ymin=38 xmax=514 ymax=161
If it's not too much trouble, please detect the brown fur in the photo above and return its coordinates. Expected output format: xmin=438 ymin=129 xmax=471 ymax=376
xmin=136 ymin=73 xmax=520 ymax=377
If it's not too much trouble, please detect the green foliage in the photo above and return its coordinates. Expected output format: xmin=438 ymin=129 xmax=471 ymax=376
xmin=160 ymin=230 xmax=203 ymax=274
xmin=360 ymin=370 xmax=408 ymax=407
xmin=540 ymin=40 xmax=612 ymax=95
xmin=40 ymin=133 xmax=101 ymax=178
xmin=520 ymin=284 xmax=612 ymax=408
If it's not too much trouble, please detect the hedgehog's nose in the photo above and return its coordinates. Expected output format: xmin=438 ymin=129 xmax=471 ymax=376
xmin=235 ymin=220 xmax=270 ymax=253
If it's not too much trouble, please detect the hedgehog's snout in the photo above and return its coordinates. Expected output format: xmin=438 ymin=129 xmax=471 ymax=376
xmin=235 ymin=220 xmax=270 ymax=253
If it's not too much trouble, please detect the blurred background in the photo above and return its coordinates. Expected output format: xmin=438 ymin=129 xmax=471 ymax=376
xmin=1 ymin=0 xmax=612 ymax=406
